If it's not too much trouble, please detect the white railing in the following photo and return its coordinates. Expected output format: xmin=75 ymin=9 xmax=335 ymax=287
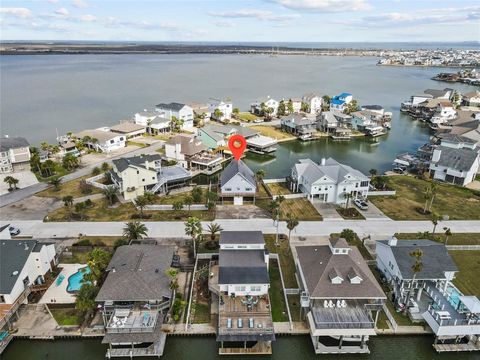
xmin=86 ymin=174 xmax=109 ymax=190
xmin=143 ymin=204 xmax=208 ymax=211
xmin=273 ymin=193 xmax=306 ymax=200
xmin=382 ymin=303 xmax=398 ymax=332
xmin=263 ymin=178 xmax=287 ymax=184
xmin=368 ymin=190 xmax=396 ymax=196
xmin=447 ymin=245 xmax=480 ymax=250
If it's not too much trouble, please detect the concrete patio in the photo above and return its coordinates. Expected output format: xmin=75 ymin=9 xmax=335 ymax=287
xmin=39 ymin=263 xmax=87 ymax=304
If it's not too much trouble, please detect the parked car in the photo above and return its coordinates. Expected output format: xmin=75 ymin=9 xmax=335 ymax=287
xmin=9 ymin=226 xmax=21 ymax=236
xmin=393 ymin=166 xmax=406 ymax=174
xmin=354 ymin=199 xmax=368 ymax=210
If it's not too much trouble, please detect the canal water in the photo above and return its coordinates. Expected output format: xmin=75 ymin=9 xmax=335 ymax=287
xmin=3 ymin=335 xmax=479 ymax=360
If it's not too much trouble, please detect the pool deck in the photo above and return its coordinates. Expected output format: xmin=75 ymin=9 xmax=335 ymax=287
xmin=39 ymin=263 xmax=86 ymax=304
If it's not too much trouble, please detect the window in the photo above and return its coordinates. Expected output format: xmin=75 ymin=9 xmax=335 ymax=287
xmin=235 ymin=286 xmax=246 ymax=292
xmin=225 ymin=188 xmax=231 ymax=191
xmin=360 ymin=181 xmax=369 ymax=187
xmin=142 ymin=178 xmax=145 ymax=182
xmin=110 ymin=140 xmax=114 ymax=144
xmin=250 ymin=286 xmax=261 ymax=292
xmin=245 ymin=188 xmax=252 ymax=191
xmin=355 ymin=183 xmax=359 ymax=188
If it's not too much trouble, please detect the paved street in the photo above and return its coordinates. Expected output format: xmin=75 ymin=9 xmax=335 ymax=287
xmin=3 ymin=219 xmax=480 ymax=239
xmin=0 ymin=141 xmax=164 ymax=208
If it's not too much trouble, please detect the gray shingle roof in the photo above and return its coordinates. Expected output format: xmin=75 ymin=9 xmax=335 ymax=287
xmin=424 ymin=88 xmax=452 ymax=98
xmin=378 ymin=239 xmax=458 ymax=279
xmin=0 ymin=240 xmax=50 ymax=294
xmin=0 ymin=136 xmax=30 ymax=152
xmin=218 ymin=250 xmax=269 ymax=285
xmin=155 ymin=102 xmax=187 ymax=112
xmin=220 ymin=159 xmax=256 ymax=187
xmin=294 ymin=158 xmax=369 ymax=185
xmin=439 ymin=133 xmax=477 ymax=145
xmin=166 ymin=135 xmax=206 ymax=156
xmin=296 ymin=245 xmax=385 ymax=299
xmin=432 ymin=146 xmax=479 ymax=172
xmin=96 ymin=245 xmax=175 ymax=302
xmin=220 ymin=231 xmax=264 ymax=245
xmin=112 ymin=154 xmax=162 ymax=173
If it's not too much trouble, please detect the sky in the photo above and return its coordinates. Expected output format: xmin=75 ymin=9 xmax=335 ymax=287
xmin=1 ymin=0 xmax=479 ymax=42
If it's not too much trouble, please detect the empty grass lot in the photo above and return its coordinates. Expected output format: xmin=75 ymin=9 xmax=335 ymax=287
xmin=449 ymin=251 xmax=480 ymax=296
xmin=370 ymin=176 xmax=480 ymax=220
xmin=264 ymin=234 xmax=298 ymax=289
xmin=250 ymin=125 xmax=296 ymax=141
xmin=235 ymin=112 xmax=261 ymax=122
xmin=37 ymin=175 xmax=102 ymax=199
xmin=395 ymin=233 xmax=480 ymax=245
xmin=257 ymin=198 xmax=323 ymax=221
xmin=47 ymin=198 xmax=214 ymax=222
xmin=265 ymin=182 xmax=293 ymax=196
xmin=153 ymin=189 xmax=205 ymax=205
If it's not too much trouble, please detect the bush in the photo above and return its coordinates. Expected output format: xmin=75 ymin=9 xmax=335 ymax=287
xmin=340 ymin=229 xmax=357 ymax=242
xmin=79 ymin=180 xmax=93 ymax=195
xmin=84 ymin=199 xmax=93 ymax=207
xmin=74 ymin=239 xmax=92 ymax=246
xmin=91 ymin=167 xmax=101 ymax=176
xmin=114 ymin=238 xmax=129 ymax=249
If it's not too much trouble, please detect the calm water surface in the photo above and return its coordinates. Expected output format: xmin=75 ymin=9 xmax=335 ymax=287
xmin=3 ymin=336 xmax=479 ymax=360
xmin=0 ymin=54 xmax=477 ymax=173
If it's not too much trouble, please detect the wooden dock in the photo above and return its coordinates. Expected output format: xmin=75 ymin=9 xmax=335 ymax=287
xmin=434 ymin=342 xmax=480 ymax=352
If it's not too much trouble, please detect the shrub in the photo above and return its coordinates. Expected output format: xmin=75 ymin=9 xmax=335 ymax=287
xmin=91 ymin=167 xmax=101 ymax=176
xmin=84 ymin=199 xmax=93 ymax=207
xmin=79 ymin=180 xmax=93 ymax=195
xmin=74 ymin=239 xmax=92 ymax=246
xmin=340 ymin=229 xmax=357 ymax=243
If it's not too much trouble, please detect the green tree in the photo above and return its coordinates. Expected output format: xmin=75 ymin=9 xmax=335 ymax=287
xmin=340 ymin=229 xmax=357 ymax=243
xmin=85 ymin=247 xmax=112 ymax=282
xmin=165 ymin=268 xmax=180 ymax=294
xmin=287 ymin=99 xmax=294 ymax=114
xmin=213 ymin=108 xmax=224 ymax=120
xmin=255 ymin=169 xmax=265 ymax=182
xmin=3 ymin=176 xmax=19 ymax=190
xmin=191 ymin=186 xmax=203 ymax=203
xmin=405 ymin=248 xmax=423 ymax=313
xmin=207 ymin=222 xmax=223 ymax=242
xmin=41 ymin=159 xmax=55 ymax=177
xmin=172 ymin=201 xmax=184 ymax=211
xmin=301 ymin=102 xmax=310 ymax=113
xmin=103 ymin=185 xmax=118 ymax=206
xmin=91 ymin=166 xmax=101 ymax=176
xmin=232 ymin=107 xmax=240 ymax=115
xmin=277 ymin=100 xmax=286 ymax=116
xmin=75 ymin=283 xmax=99 ymax=313
xmin=185 ymin=217 xmax=202 ymax=258
xmin=184 ymin=196 xmax=193 ymax=212
xmin=431 ymin=213 xmax=439 ymax=237
xmin=143 ymin=191 xmax=156 ymax=203
xmin=206 ymin=190 xmax=218 ymax=207
xmin=63 ymin=195 xmax=74 ymax=217
xmin=74 ymin=202 xmax=87 ymax=220
xmin=123 ymin=221 xmax=148 ymax=241
xmin=49 ymin=178 xmax=62 ymax=191
xmin=62 ymin=153 xmax=79 ymax=171
xmin=134 ymin=195 xmax=149 ymax=219
xmin=443 ymin=227 xmax=452 ymax=245
xmin=286 ymin=215 xmax=299 ymax=243
xmin=101 ymin=162 xmax=110 ymax=172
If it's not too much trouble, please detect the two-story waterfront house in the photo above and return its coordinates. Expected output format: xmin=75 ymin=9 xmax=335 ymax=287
xmin=290 ymin=158 xmax=370 ymax=204
xmin=376 ymin=238 xmax=480 ymax=352
xmin=134 ymin=110 xmax=158 ymax=126
xmin=155 ymin=102 xmax=194 ymax=130
xmin=302 ymin=93 xmax=323 ymax=114
xmin=0 ymin=136 xmax=31 ymax=174
xmin=208 ymin=98 xmax=233 ymax=122
xmin=165 ymin=134 xmax=224 ymax=174
xmin=462 ymin=91 xmax=480 ymax=107
xmin=208 ymin=231 xmax=275 ymax=355
xmin=110 ymin=154 xmax=191 ymax=201
xmin=75 ymin=128 xmax=126 ymax=153
xmin=1 ymin=240 xmax=56 ymax=350
xmin=330 ymin=93 xmax=353 ymax=112
xmin=220 ymin=159 xmax=257 ymax=205
xmin=250 ymin=96 xmax=279 ymax=116
xmin=280 ymin=114 xmax=317 ymax=140
xmin=429 ymin=146 xmax=479 ymax=186
xmin=96 ymin=244 xmax=176 ymax=358
xmin=110 ymin=122 xmax=146 ymax=139
xmin=295 ymin=238 xmax=386 ymax=354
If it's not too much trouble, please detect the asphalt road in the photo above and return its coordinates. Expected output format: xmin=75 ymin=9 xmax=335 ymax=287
xmin=3 ymin=219 xmax=480 ymax=239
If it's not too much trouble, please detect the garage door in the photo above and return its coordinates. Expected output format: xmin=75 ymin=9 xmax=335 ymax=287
xmin=233 ymin=196 xmax=243 ymax=206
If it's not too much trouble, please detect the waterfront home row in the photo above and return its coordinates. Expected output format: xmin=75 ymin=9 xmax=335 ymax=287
xmin=376 ymin=237 xmax=480 ymax=352
xmin=250 ymin=93 xmax=323 ymax=117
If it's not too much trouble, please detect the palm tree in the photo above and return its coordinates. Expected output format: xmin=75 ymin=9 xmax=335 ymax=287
xmin=74 ymin=202 xmax=87 ymax=220
xmin=443 ymin=227 xmax=452 ymax=245
xmin=405 ymin=248 xmax=423 ymax=313
xmin=165 ymin=268 xmax=179 ymax=296
xmin=184 ymin=217 xmax=202 ymax=258
xmin=213 ymin=108 xmax=224 ymax=121
xmin=344 ymin=192 xmax=353 ymax=209
xmin=255 ymin=169 xmax=265 ymax=182
xmin=103 ymin=185 xmax=118 ymax=206
xmin=101 ymin=162 xmax=110 ymax=172
xmin=207 ymin=222 xmax=223 ymax=242
xmin=123 ymin=221 xmax=148 ymax=241
xmin=172 ymin=201 xmax=184 ymax=211
xmin=431 ymin=213 xmax=439 ymax=237
xmin=423 ymin=185 xmax=432 ymax=214
xmin=191 ymin=186 xmax=203 ymax=203
xmin=428 ymin=183 xmax=438 ymax=212
xmin=63 ymin=195 xmax=74 ymax=217
xmin=62 ymin=153 xmax=79 ymax=171
xmin=134 ymin=195 xmax=149 ymax=219
xmin=286 ymin=215 xmax=299 ymax=240
xmin=49 ymin=178 xmax=62 ymax=191
xmin=184 ymin=196 xmax=193 ymax=212
xmin=4 ymin=176 xmax=19 ymax=190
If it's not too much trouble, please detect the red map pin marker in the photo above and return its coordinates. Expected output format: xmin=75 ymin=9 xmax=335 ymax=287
xmin=228 ymin=134 xmax=247 ymax=161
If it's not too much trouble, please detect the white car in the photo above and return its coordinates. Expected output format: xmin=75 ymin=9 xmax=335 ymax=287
xmin=354 ymin=199 xmax=368 ymax=210
xmin=9 ymin=226 xmax=21 ymax=236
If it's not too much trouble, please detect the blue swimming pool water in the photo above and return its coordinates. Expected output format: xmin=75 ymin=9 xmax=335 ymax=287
xmin=446 ymin=286 xmax=461 ymax=309
xmin=67 ymin=267 xmax=91 ymax=292
xmin=55 ymin=274 xmax=65 ymax=287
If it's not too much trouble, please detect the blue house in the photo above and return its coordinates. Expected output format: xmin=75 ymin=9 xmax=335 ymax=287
xmin=330 ymin=93 xmax=353 ymax=111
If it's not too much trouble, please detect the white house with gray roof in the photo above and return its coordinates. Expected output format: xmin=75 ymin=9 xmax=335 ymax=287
xmin=0 ymin=136 xmax=31 ymax=174
xmin=1 ymin=240 xmax=56 ymax=329
xmin=155 ymin=102 xmax=194 ymax=130
xmin=429 ymin=146 xmax=479 ymax=186
xmin=220 ymin=160 xmax=257 ymax=205
xmin=295 ymin=238 xmax=386 ymax=354
xmin=302 ymin=93 xmax=323 ymax=114
xmin=208 ymin=98 xmax=233 ymax=122
xmin=75 ymin=128 xmax=126 ymax=153
xmin=250 ymin=96 xmax=279 ymax=116
xmin=290 ymin=158 xmax=370 ymax=204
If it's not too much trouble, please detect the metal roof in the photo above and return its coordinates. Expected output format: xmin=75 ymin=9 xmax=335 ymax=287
xmin=220 ymin=231 xmax=264 ymax=245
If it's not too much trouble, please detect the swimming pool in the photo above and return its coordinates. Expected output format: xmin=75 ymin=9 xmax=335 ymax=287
xmin=67 ymin=266 xmax=91 ymax=293
xmin=56 ymin=274 xmax=65 ymax=287
xmin=446 ymin=286 xmax=461 ymax=309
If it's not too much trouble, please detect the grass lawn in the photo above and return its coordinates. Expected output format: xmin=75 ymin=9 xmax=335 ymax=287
xmin=47 ymin=198 xmax=214 ymax=222
xmin=34 ymin=163 xmax=71 ymax=183
xmin=75 ymin=236 xmax=123 ymax=247
xmin=287 ymin=295 xmax=301 ymax=322
xmin=395 ymin=233 xmax=480 ymax=245
xmin=269 ymin=260 xmax=289 ymax=322
xmin=193 ymin=302 xmax=211 ymax=324
xmin=376 ymin=310 xmax=390 ymax=330
xmin=257 ymin=198 xmax=323 ymax=221
xmin=153 ymin=189 xmax=205 ymax=205
xmin=60 ymin=250 xmax=89 ymax=264
xmin=50 ymin=308 xmax=83 ymax=326
xmin=264 ymin=235 xmax=298 ymax=288
xmin=37 ymin=175 xmax=102 ymax=200
xmin=370 ymin=176 xmax=480 ymax=220
xmin=235 ymin=112 xmax=260 ymax=122
xmin=250 ymin=125 xmax=296 ymax=141
xmin=126 ymin=140 xmax=148 ymax=148
xmin=449 ymin=251 xmax=480 ymax=296
xmin=265 ymin=182 xmax=292 ymax=196
xmin=336 ymin=207 xmax=366 ymax=220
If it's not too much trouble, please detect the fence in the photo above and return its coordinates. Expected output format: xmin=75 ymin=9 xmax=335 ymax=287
xmin=446 ymin=245 xmax=480 ymax=250
xmin=270 ymin=253 xmax=293 ymax=330
xmin=368 ymin=190 xmax=396 ymax=196
xmin=273 ymin=193 xmax=306 ymax=200
xmin=144 ymin=204 xmax=208 ymax=211
xmin=382 ymin=303 xmax=398 ymax=332
xmin=263 ymin=178 xmax=287 ymax=184
xmin=86 ymin=174 xmax=108 ymax=190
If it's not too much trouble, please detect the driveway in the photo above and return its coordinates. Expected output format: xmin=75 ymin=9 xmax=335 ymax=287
xmin=0 ymin=171 xmax=39 ymax=195
xmin=311 ymin=201 xmax=343 ymax=221
xmin=215 ymin=205 xmax=270 ymax=219
xmin=0 ymin=196 xmax=62 ymax=221
xmin=357 ymin=201 xmax=390 ymax=220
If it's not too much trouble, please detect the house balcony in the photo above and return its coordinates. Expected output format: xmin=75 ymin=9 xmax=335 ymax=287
xmin=106 ymin=309 xmax=159 ymax=334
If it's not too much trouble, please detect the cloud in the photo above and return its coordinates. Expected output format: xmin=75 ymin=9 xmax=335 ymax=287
xmin=268 ymin=0 xmax=371 ymax=12
xmin=54 ymin=7 xmax=69 ymax=16
xmin=0 ymin=7 xmax=33 ymax=18
xmin=72 ymin=0 xmax=89 ymax=9
xmin=209 ymin=9 xmax=300 ymax=22
xmin=103 ymin=17 xmax=179 ymax=31
xmin=78 ymin=14 xmax=96 ymax=22
xmin=47 ymin=0 xmax=59 ymax=3
xmin=212 ymin=20 xmax=235 ymax=28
